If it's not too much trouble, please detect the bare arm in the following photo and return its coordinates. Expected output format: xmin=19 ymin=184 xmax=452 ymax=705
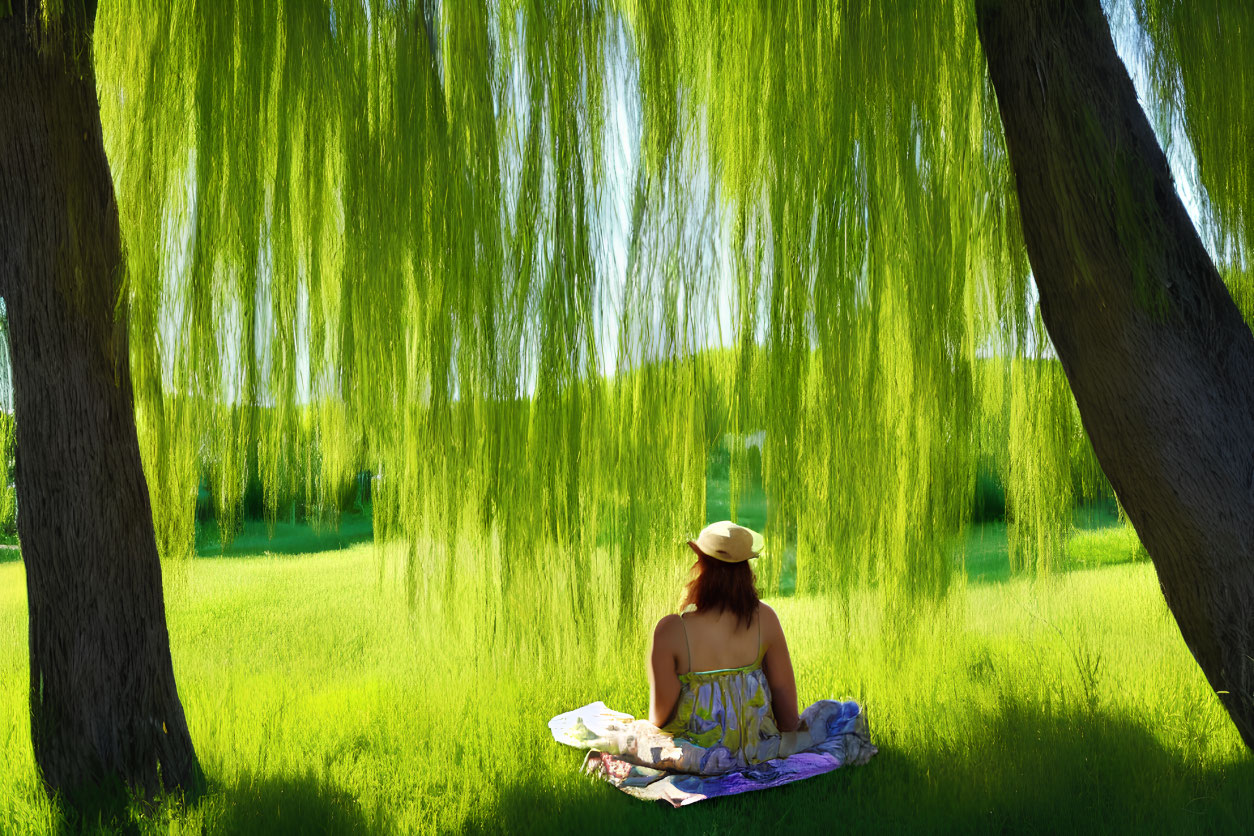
xmin=647 ymin=615 xmax=682 ymax=727
xmin=761 ymin=604 xmax=799 ymax=732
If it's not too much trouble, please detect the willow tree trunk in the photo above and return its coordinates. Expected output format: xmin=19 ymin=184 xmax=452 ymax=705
xmin=976 ymin=0 xmax=1254 ymax=746
xmin=0 ymin=4 xmax=203 ymax=805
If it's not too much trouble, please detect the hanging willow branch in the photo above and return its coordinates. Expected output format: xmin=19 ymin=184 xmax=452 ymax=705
xmin=71 ymin=0 xmax=1251 ymax=615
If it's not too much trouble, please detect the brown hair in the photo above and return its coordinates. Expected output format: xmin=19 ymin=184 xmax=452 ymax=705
xmin=682 ymin=548 xmax=760 ymax=629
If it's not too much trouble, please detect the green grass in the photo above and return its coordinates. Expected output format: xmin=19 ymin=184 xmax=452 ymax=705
xmin=960 ymin=502 xmax=1140 ymax=585
xmin=195 ymin=511 xmax=374 ymax=557
xmin=1 ymin=527 xmax=1250 ymax=834
xmin=1067 ymin=525 xmax=1147 ymax=570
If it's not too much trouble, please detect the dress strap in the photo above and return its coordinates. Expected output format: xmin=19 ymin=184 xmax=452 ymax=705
xmin=756 ymin=608 xmax=762 ymax=660
xmin=680 ymin=612 xmax=692 ymax=674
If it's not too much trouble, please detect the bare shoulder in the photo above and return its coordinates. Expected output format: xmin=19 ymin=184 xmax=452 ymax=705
xmin=652 ymin=613 xmax=684 ymax=647
xmin=757 ymin=602 xmax=786 ymax=640
xmin=757 ymin=601 xmax=781 ymax=626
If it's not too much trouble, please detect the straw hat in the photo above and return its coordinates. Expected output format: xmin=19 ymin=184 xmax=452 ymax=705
xmin=688 ymin=520 xmax=764 ymax=563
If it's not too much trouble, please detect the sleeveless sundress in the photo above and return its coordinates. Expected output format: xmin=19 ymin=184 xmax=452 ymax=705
xmin=549 ymin=612 xmax=877 ymax=806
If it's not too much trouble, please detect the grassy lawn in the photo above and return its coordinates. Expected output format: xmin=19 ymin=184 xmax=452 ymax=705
xmin=960 ymin=503 xmax=1138 ymax=586
xmin=195 ymin=511 xmax=375 ymax=558
xmin=1 ymin=522 xmax=1250 ymax=834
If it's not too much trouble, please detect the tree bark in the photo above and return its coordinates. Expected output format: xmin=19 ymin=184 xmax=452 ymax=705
xmin=0 ymin=2 xmax=203 ymax=806
xmin=976 ymin=0 xmax=1254 ymax=746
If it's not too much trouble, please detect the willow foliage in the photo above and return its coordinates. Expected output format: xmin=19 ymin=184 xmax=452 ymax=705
xmin=1134 ymin=0 xmax=1254 ymax=302
xmin=68 ymin=0 xmax=1243 ymax=616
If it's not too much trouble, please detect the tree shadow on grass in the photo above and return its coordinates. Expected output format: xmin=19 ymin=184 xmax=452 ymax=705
xmin=205 ymin=771 xmax=386 ymax=835
xmin=476 ymin=699 xmax=1254 ymax=835
xmin=47 ymin=775 xmax=203 ymax=836
xmin=45 ymin=771 xmax=380 ymax=836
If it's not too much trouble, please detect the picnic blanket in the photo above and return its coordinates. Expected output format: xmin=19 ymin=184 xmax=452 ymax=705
xmin=549 ymin=697 xmax=876 ymax=807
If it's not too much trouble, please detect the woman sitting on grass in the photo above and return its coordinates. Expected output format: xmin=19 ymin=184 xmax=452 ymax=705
xmin=550 ymin=521 xmax=875 ymax=805
xmin=644 ymin=520 xmax=869 ymax=771
xmin=646 ymin=521 xmax=798 ymax=738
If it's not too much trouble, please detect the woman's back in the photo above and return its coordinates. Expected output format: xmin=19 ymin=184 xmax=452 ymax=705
xmin=677 ymin=607 xmax=761 ymax=674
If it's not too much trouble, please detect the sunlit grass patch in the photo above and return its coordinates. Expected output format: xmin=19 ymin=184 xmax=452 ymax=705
xmin=1066 ymin=525 xmax=1146 ymax=570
